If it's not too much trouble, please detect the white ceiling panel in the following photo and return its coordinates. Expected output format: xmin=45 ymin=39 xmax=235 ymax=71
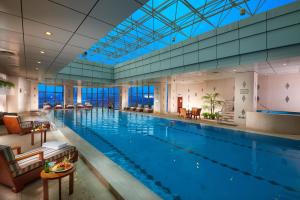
xmin=61 ymin=45 xmax=85 ymax=57
xmin=26 ymin=45 xmax=58 ymax=58
xmin=76 ymin=17 xmax=113 ymax=40
xmin=0 ymin=40 xmax=24 ymax=54
xmin=0 ymin=29 xmax=23 ymax=44
xmin=26 ymin=51 xmax=56 ymax=63
xmin=50 ymin=0 xmax=98 ymax=14
xmin=0 ymin=0 xmax=21 ymax=16
xmin=24 ymin=35 xmax=64 ymax=52
xmin=23 ymin=19 xmax=73 ymax=43
xmin=90 ymin=0 xmax=140 ymax=26
xmin=26 ymin=58 xmax=52 ymax=69
xmin=68 ymin=34 xmax=97 ymax=49
xmin=0 ymin=12 xmax=22 ymax=32
xmin=23 ymin=0 xmax=86 ymax=32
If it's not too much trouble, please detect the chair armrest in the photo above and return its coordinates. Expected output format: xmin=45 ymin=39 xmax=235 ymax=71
xmin=15 ymin=151 xmax=44 ymax=162
xmin=11 ymin=145 xmax=21 ymax=154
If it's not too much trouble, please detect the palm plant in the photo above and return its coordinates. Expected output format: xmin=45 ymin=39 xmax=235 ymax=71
xmin=202 ymin=92 xmax=223 ymax=116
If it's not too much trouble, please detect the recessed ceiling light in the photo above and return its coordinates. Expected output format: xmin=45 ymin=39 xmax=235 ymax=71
xmin=283 ymin=63 xmax=287 ymax=66
xmin=45 ymin=31 xmax=52 ymax=36
xmin=40 ymin=50 xmax=45 ymax=54
xmin=37 ymin=61 xmax=41 ymax=64
xmin=35 ymin=67 xmax=39 ymax=71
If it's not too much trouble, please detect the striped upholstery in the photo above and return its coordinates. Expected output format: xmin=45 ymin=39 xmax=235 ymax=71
xmin=1 ymin=145 xmax=77 ymax=177
xmin=15 ymin=145 xmax=77 ymax=176
xmin=0 ymin=145 xmax=19 ymax=177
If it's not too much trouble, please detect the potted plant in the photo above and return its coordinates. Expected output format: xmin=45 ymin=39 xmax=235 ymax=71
xmin=202 ymin=92 xmax=223 ymax=120
xmin=0 ymin=80 xmax=14 ymax=88
xmin=202 ymin=112 xmax=210 ymax=119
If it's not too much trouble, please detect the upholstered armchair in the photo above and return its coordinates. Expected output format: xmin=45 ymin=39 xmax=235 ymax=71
xmin=0 ymin=144 xmax=78 ymax=192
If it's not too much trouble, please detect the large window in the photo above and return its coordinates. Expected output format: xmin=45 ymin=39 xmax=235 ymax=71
xmin=81 ymin=87 xmax=120 ymax=109
xmin=73 ymin=87 xmax=77 ymax=104
xmin=38 ymin=83 xmax=64 ymax=108
xmin=128 ymin=85 xmax=154 ymax=107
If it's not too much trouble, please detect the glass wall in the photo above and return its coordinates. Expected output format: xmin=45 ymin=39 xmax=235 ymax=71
xmin=73 ymin=87 xmax=77 ymax=104
xmin=38 ymin=83 xmax=64 ymax=108
xmin=128 ymin=85 xmax=154 ymax=107
xmin=81 ymin=87 xmax=120 ymax=109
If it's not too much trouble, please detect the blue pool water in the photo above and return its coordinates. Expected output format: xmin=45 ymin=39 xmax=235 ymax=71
xmin=53 ymin=108 xmax=300 ymax=200
xmin=257 ymin=110 xmax=300 ymax=116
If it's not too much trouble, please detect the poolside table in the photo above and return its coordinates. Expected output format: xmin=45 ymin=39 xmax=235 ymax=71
xmin=41 ymin=167 xmax=75 ymax=200
xmin=30 ymin=127 xmax=48 ymax=146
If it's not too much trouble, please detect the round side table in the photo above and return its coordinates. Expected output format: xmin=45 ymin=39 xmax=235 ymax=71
xmin=40 ymin=167 xmax=75 ymax=200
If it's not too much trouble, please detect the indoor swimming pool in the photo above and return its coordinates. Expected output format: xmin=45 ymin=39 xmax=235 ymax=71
xmin=53 ymin=108 xmax=300 ymax=200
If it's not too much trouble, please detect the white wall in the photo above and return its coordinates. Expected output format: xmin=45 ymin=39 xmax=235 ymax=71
xmin=169 ymin=78 xmax=234 ymax=113
xmin=258 ymin=73 xmax=300 ymax=112
xmin=5 ymin=76 xmax=37 ymax=113
xmin=234 ymin=72 xmax=258 ymax=125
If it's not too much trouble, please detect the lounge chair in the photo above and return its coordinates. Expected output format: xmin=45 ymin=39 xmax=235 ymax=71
xmin=3 ymin=115 xmax=50 ymax=135
xmin=143 ymin=105 xmax=153 ymax=113
xmin=54 ymin=104 xmax=63 ymax=109
xmin=129 ymin=106 xmax=136 ymax=111
xmin=84 ymin=102 xmax=93 ymax=109
xmin=3 ymin=115 xmax=33 ymax=135
xmin=191 ymin=107 xmax=202 ymax=119
xmin=0 ymin=144 xmax=78 ymax=192
xmin=76 ymin=103 xmax=84 ymax=109
xmin=43 ymin=103 xmax=51 ymax=110
xmin=0 ymin=112 xmax=17 ymax=125
xmin=136 ymin=104 xmax=143 ymax=112
xmin=65 ymin=104 xmax=75 ymax=109
xmin=123 ymin=107 xmax=129 ymax=111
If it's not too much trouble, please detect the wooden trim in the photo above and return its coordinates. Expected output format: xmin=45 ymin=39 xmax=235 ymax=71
xmin=15 ymin=151 xmax=44 ymax=162
xmin=11 ymin=146 xmax=22 ymax=154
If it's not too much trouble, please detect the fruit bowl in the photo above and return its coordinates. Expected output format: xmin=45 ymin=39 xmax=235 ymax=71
xmin=51 ymin=162 xmax=73 ymax=173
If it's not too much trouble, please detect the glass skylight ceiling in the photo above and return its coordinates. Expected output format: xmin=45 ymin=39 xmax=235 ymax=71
xmin=78 ymin=0 xmax=296 ymax=65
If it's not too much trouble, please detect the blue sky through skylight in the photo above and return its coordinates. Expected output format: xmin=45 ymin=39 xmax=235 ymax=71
xmin=77 ymin=0 xmax=296 ymax=66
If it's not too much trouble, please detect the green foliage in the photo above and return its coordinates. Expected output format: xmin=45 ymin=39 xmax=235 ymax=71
xmin=202 ymin=112 xmax=210 ymax=119
xmin=201 ymin=92 xmax=223 ymax=115
xmin=0 ymin=80 xmax=14 ymax=88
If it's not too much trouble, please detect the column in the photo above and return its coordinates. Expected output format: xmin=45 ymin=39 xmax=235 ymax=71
xmin=234 ymin=72 xmax=258 ymax=125
xmin=64 ymin=84 xmax=74 ymax=106
xmin=154 ymin=81 xmax=170 ymax=114
xmin=120 ymin=86 xmax=128 ymax=109
xmin=77 ymin=86 xmax=82 ymax=103
xmin=154 ymin=84 xmax=161 ymax=113
xmin=30 ymin=81 xmax=38 ymax=111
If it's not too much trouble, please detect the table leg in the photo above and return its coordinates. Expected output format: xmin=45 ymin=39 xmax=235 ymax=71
xmin=69 ymin=171 xmax=74 ymax=195
xmin=44 ymin=131 xmax=47 ymax=143
xmin=43 ymin=179 xmax=48 ymax=200
xmin=59 ymin=178 xmax=62 ymax=200
xmin=31 ymin=132 xmax=34 ymax=145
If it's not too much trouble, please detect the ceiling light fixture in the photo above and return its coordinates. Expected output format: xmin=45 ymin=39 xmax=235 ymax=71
xmin=35 ymin=67 xmax=39 ymax=71
xmin=283 ymin=63 xmax=287 ymax=66
xmin=233 ymin=69 xmax=237 ymax=72
xmin=40 ymin=50 xmax=45 ymax=54
xmin=45 ymin=31 xmax=52 ymax=36
xmin=37 ymin=61 xmax=41 ymax=64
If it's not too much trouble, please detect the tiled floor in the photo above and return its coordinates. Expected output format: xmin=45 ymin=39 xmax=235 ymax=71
xmin=0 ymin=114 xmax=116 ymax=200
